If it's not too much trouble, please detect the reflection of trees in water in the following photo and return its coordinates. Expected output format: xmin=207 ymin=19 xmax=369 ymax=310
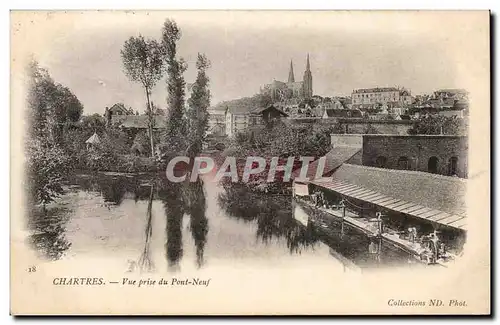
xmin=157 ymin=177 xmax=209 ymax=271
xmin=72 ymin=173 xmax=210 ymax=271
xmin=157 ymin=181 xmax=185 ymax=272
xmin=69 ymin=173 xmax=154 ymax=205
xmin=27 ymin=206 xmax=72 ymax=260
xmin=137 ymin=183 xmax=155 ymax=272
xmin=218 ymin=184 xmax=318 ymax=254
xmin=183 ymin=180 xmax=208 ymax=268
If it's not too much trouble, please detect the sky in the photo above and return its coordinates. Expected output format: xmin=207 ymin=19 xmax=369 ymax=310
xmin=14 ymin=11 xmax=489 ymax=115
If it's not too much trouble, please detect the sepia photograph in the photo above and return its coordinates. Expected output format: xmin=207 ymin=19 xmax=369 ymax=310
xmin=9 ymin=10 xmax=490 ymax=315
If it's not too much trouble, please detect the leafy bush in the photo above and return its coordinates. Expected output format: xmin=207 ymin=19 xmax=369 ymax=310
xmin=25 ymin=139 xmax=70 ymax=206
xmin=118 ymin=154 xmax=157 ymax=173
xmin=408 ymin=115 xmax=462 ymax=135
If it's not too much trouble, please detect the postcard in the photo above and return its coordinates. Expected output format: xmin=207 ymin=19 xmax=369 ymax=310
xmin=10 ymin=10 xmax=490 ymax=315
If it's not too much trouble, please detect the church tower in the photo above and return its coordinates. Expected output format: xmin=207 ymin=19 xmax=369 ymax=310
xmin=303 ymin=54 xmax=313 ymax=98
xmin=288 ymin=60 xmax=295 ymax=83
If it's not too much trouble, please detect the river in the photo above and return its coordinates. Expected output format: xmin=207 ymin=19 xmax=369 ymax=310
xmin=25 ymin=172 xmax=422 ymax=274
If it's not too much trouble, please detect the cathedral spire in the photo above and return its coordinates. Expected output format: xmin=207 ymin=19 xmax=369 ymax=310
xmin=303 ymin=54 xmax=313 ymax=99
xmin=288 ymin=60 xmax=295 ymax=83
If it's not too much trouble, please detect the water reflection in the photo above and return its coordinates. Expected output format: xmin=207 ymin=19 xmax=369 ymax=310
xmin=158 ymin=181 xmax=185 ymax=272
xmin=27 ymin=206 xmax=72 ymax=260
xmin=218 ymin=183 xmax=319 ymax=254
xmin=296 ymin=203 xmax=414 ymax=269
xmin=184 ymin=181 xmax=208 ymax=268
xmin=27 ymin=173 xmax=416 ymax=271
xmin=69 ymin=173 xmax=153 ymax=204
xmin=137 ymin=183 xmax=155 ymax=273
xmin=155 ymin=177 xmax=209 ymax=271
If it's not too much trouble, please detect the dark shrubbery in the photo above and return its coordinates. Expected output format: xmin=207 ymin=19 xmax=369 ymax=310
xmin=25 ymin=139 xmax=70 ymax=207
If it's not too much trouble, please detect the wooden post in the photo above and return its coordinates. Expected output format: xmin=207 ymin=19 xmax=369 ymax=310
xmin=340 ymin=200 xmax=345 ymax=237
xmin=376 ymin=212 xmax=384 ymax=237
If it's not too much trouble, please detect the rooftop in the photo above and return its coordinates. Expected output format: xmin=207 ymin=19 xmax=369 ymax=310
xmin=250 ymin=105 xmax=289 ymax=117
xmin=332 ymin=133 xmax=466 ymax=139
xmin=311 ymin=163 xmax=467 ymax=229
xmin=292 ymin=147 xmax=361 ymax=180
xmin=117 ymin=115 xmax=168 ymax=129
xmin=435 ymin=89 xmax=468 ymax=94
xmin=352 ymin=87 xmax=399 ymax=94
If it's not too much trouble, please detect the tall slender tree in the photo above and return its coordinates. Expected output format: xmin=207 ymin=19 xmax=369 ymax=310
xmin=121 ymin=36 xmax=164 ymax=157
xmin=187 ymin=53 xmax=211 ymax=157
xmin=27 ymin=60 xmax=57 ymax=143
xmin=162 ymin=19 xmax=188 ymax=153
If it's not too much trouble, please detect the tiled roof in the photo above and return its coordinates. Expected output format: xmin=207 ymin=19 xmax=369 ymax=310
xmin=250 ymin=105 xmax=289 ymax=116
xmin=109 ymin=103 xmax=132 ymax=114
xmin=311 ymin=164 xmax=467 ymax=230
xmin=438 ymin=110 xmax=464 ymax=118
xmin=353 ymin=87 xmax=399 ymax=94
xmin=292 ymin=147 xmax=361 ymax=180
xmin=436 ymin=89 xmax=468 ymax=94
xmin=118 ymin=115 xmax=168 ymax=129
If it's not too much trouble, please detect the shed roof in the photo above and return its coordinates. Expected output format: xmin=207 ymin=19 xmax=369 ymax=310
xmin=85 ymin=132 xmax=101 ymax=144
xmin=310 ymin=164 xmax=468 ymax=230
xmin=292 ymin=147 xmax=361 ymax=180
xmin=118 ymin=116 xmax=168 ymax=129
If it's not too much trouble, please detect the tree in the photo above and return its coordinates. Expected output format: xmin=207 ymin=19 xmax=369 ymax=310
xmin=26 ymin=60 xmax=57 ymax=142
xmin=331 ymin=122 xmax=346 ymax=134
xmin=131 ymin=130 xmax=150 ymax=156
xmin=363 ymin=124 xmax=379 ymax=134
xmin=25 ymin=138 xmax=70 ymax=208
xmin=121 ymin=35 xmax=164 ymax=157
xmin=187 ymin=53 xmax=211 ymax=157
xmin=81 ymin=114 xmax=106 ymax=133
xmin=25 ymin=60 xmax=71 ymax=208
xmin=56 ymin=85 xmax=84 ymax=123
xmin=162 ymin=19 xmax=187 ymax=151
xmin=258 ymin=93 xmax=273 ymax=108
xmin=162 ymin=19 xmax=188 ymax=154
xmin=27 ymin=61 xmax=84 ymax=146
xmin=408 ymin=115 xmax=461 ymax=135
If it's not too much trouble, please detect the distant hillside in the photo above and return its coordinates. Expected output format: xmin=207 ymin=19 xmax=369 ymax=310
xmin=211 ymin=93 xmax=273 ymax=114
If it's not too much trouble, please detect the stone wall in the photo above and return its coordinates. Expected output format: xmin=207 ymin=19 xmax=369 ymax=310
xmin=288 ymin=117 xmax=414 ymax=135
xmin=361 ymin=135 xmax=468 ymax=178
xmin=330 ymin=134 xmax=363 ymax=148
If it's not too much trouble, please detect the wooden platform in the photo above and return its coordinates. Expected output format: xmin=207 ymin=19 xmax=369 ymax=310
xmin=296 ymin=199 xmax=450 ymax=266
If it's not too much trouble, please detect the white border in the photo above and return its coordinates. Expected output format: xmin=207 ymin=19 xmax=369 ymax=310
xmin=2 ymin=0 xmax=497 ymax=323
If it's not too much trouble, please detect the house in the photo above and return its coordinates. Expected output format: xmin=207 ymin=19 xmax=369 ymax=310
xmin=453 ymin=99 xmax=469 ymax=110
xmin=351 ymin=87 xmax=413 ymax=107
xmin=225 ymin=104 xmax=288 ymax=137
xmin=105 ymin=103 xmax=135 ymax=126
xmin=249 ymin=105 xmax=288 ymax=124
xmin=224 ymin=105 xmax=252 ymax=137
xmin=207 ymin=110 xmax=226 ymax=136
xmin=434 ymin=89 xmax=468 ymax=101
xmin=108 ymin=103 xmax=133 ymax=116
